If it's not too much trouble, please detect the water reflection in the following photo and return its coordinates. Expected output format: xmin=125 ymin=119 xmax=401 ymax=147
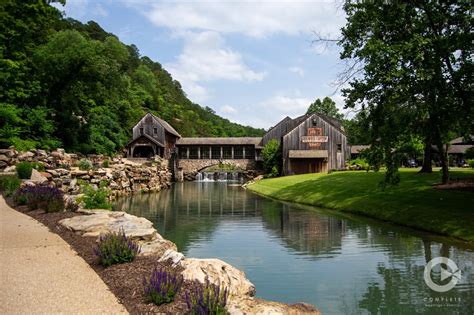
xmin=114 ymin=182 xmax=474 ymax=314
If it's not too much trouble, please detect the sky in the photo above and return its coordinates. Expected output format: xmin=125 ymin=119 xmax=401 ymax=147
xmin=53 ymin=0 xmax=348 ymax=129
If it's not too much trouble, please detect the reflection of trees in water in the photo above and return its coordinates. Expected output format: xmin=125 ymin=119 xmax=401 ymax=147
xmin=358 ymin=241 xmax=474 ymax=315
xmin=260 ymin=203 xmax=346 ymax=257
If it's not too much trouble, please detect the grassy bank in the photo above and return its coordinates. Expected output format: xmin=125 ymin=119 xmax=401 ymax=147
xmin=247 ymin=169 xmax=474 ymax=242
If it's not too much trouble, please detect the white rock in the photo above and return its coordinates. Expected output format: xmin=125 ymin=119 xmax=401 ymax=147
xmin=228 ymin=297 xmax=320 ymax=315
xmin=3 ymin=165 xmax=16 ymax=173
xmin=158 ymin=249 xmax=185 ymax=266
xmin=30 ymin=168 xmax=48 ymax=183
xmin=140 ymin=239 xmax=177 ymax=257
xmin=180 ymin=258 xmax=256 ymax=298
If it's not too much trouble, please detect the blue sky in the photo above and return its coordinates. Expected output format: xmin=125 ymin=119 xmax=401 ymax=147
xmin=53 ymin=0 xmax=348 ymax=129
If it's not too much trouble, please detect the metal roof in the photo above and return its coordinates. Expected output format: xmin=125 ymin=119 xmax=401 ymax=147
xmin=176 ymin=137 xmax=263 ymax=148
xmin=350 ymin=145 xmax=370 ymax=154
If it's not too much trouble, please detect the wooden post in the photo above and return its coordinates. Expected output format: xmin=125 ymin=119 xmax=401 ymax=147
xmin=198 ymin=147 xmax=201 ymax=159
xmin=220 ymin=146 xmax=223 ymax=159
xmin=231 ymin=146 xmax=234 ymax=159
xmin=186 ymin=147 xmax=189 ymax=159
xmin=243 ymin=146 xmax=246 ymax=159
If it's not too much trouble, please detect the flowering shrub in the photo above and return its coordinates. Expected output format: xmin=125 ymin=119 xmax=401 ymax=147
xmin=94 ymin=228 xmax=140 ymax=267
xmin=144 ymin=268 xmax=183 ymax=305
xmin=13 ymin=185 xmax=64 ymax=212
xmin=186 ymin=279 xmax=229 ymax=315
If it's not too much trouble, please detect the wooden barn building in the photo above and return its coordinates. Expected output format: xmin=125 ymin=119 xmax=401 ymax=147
xmin=125 ymin=112 xmax=181 ymax=159
xmin=263 ymin=113 xmax=349 ymax=175
xmin=126 ymin=112 xmax=348 ymax=175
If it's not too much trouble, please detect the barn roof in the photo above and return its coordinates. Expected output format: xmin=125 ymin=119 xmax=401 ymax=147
xmin=176 ymin=137 xmax=263 ymax=148
xmin=148 ymin=113 xmax=181 ymax=138
xmin=126 ymin=134 xmax=164 ymax=148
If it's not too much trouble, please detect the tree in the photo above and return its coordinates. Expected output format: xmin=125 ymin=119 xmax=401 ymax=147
xmin=339 ymin=1 xmax=472 ymax=184
xmin=306 ymin=97 xmax=344 ymax=120
xmin=262 ymin=140 xmax=282 ymax=177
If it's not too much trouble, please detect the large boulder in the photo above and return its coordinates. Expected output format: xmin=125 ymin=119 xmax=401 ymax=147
xmin=30 ymin=168 xmax=48 ymax=183
xmin=228 ymin=297 xmax=320 ymax=315
xmin=59 ymin=211 xmax=157 ymax=241
xmin=180 ymin=258 xmax=256 ymax=298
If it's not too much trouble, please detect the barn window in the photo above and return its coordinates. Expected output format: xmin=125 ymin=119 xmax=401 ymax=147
xmin=140 ymin=128 xmax=144 ymax=135
xmin=337 ymin=144 xmax=342 ymax=151
xmin=312 ymin=118 xmax=317 ymax=126
xmin=153 ymin=128 xmax=157 ymax=135
xmin=201 ymin=147 xmax=210 ymax=159
xmin=234 ymin=146 xmax=243 ymax=159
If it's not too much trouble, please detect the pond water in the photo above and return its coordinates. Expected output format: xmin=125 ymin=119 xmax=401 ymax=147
xmin=113 ymin=182 xmax=474 ymax=314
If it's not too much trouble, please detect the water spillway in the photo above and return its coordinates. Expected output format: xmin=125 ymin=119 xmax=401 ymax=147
xmin=195 ymin=171 xmax=243 ymax=182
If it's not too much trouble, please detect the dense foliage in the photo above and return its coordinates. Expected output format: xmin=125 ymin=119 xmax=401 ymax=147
xmin=80 ymin=182 xmax=111 ymax=209
xmin=306 ymin=97 xmax=343 ymax=120
xmin=261 ymin=139 xmax=282 ymax=177
xmin=13 ymin=185 xmax=65 ymax=212
xmin=144 ymin=268 xmax=183 ymax=305
xmin=94 ymin=228 xmax=141 ymax=267
xmin=185 ymin=279 xmax=229 ymax=315
xmin=0 ymin=1 xmax=264 ymax=155
xmin=339 ymin=1 xmax=472 ymax=184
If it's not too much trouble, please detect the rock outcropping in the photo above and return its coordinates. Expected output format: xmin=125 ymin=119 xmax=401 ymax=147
xmin=60 ymin=210 xmax=320 ymax=315
xmin=0 ymin=148 xmax=172 ymax=199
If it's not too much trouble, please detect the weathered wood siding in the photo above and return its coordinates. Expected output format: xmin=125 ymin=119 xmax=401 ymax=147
xmin=132 ymin=113 xmax=166 ymax=145
xmin=282 ymin=113 xmax=348 ymax=174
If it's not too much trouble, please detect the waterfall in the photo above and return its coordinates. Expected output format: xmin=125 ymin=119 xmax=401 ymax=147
xmin=195 ymin=171 xmax=243 ymax=182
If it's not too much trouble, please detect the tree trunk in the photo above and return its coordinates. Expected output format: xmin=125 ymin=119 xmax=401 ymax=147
xmin=437 ymin=143 xmax=449 ymax=184
xmin=419 ymin=137 xmax=432 ymax=173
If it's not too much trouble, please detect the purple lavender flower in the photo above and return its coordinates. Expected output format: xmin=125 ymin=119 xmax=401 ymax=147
xmin=144 ymin=268 xmax=183 ymax=305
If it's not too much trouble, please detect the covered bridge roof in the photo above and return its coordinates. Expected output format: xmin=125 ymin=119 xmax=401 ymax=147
xmin=176 ymin=137 xmax=263 ymax=148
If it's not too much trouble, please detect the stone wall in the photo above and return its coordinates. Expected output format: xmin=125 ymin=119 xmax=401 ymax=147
xmin=0 ymin=148 xmax=172 ymax=198
xmin=177 ymin=158 xmax=259 ymax=181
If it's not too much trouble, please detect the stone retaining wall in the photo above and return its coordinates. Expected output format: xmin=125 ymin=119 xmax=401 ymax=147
xmin=0 ymin=148 xmax=172 ymax=198
xmin=177 ymin=159 xmax=259 ymax=181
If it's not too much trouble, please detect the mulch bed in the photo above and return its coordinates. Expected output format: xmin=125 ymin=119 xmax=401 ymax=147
xmin=433 ymin=178 xmax=474 ymax=192
xmin=6 ymin=198 xmax=191 ymax=314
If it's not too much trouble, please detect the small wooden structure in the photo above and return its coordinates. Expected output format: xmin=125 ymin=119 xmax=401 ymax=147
xmin=125 ymin=113 xmax=181 ymax=159
xmin=175 ymin=137 xmax=263 ymax=160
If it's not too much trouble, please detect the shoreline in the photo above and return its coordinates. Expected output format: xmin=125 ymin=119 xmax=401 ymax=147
xmin=4 ymin=195 xmax=320 ymax=314
xmin=246 ymin=169 xmax=474 ymax=243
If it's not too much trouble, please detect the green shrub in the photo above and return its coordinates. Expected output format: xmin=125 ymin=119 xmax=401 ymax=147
xmin=13 ymin=186 xmax=64 ymax=212
xmin=465 ymin=147 xmax=474 ymax=160
xmin=262 ymin=139 xmax=282 ymax=176
xmin=77 ymin=159 xmax=92 ymax=170
xmin=0 ymin=175 xmax=21 ymax=197
xmin=31 ymin=162 xmax=45 ymax=172
xmin=102 ymin=159 xmax=110 ymax=168
xmin=81 ymin=183 xmax=112 ymax=209
xmin=348 ymin=158 xmax=369 ymax=171
xmin=94 ymin=228 xmax=140 ymax=267
xmin=16 ymin=162 xmax=33 ymax=179
xmin=468 ymin=159 xmax=474 ymax=168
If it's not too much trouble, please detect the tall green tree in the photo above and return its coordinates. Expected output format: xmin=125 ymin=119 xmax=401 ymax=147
xmin=306 ymin=97 xmax=344 ymax=120
xmin=339 ymin=0 xmax=472 ymax=184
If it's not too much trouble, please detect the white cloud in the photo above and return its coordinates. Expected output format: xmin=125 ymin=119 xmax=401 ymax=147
xmin=288 ymin=66 xmax=305 ymax=77
xmin=259 ymin=94 xmax=312 ymax=124
xmin=139 ymin=1 xmax=345 ymax=39
xmin=165 ymin=31 xmax=266 ymax=102
xmin=220 ymin=105 xmax=237 ymax=114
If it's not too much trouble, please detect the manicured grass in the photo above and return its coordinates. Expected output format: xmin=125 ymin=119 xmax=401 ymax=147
xmin=247 ymin=168 xmax=474 ymax=242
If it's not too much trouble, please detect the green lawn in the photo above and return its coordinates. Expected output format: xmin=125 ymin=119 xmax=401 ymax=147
xmin=247 ymin=168 xmax=474 ymax=242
